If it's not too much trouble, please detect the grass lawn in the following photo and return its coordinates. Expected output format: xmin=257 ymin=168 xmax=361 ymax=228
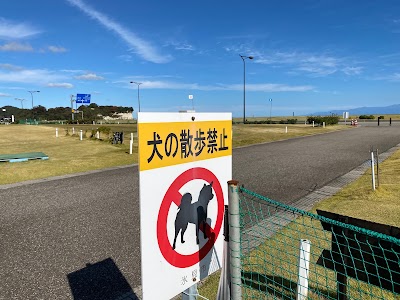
xmin=0 ymin=123 xmax=348 ymax=184
xmin=0 ymin=125 xmax=137 ymax=184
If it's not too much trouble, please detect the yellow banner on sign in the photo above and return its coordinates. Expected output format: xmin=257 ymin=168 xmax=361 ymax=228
xmin=138 ymin=120 xmax=232 ymax=171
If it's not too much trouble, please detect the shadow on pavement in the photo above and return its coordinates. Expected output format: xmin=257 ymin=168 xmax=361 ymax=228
xmin=67 ymin=257 xmax=139 ymax=300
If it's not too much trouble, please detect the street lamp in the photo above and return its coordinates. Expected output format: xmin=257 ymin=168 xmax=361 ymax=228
xmin=269 ymin=98 xmax=272 ymax=121
xmin=28 ymin=90 xmax=40 ymax=120
xmin=130 ymin=81 xmax=142 ymax=113
xmin=15 ymin=98 xmax=26 ymax=109
xmin=188 ymin=94 xmax=194 ymax=110
xmin=240 ymin=55 xmax=253 ymax=124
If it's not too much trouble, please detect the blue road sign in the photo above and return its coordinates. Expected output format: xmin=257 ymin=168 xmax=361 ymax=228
xmin=76 ymin=94 xmax=91 ymax=104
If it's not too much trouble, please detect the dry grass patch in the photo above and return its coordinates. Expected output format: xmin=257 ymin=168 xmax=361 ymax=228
xmin=233 ymin=124 xmax=349 ymax=147
xmin=0 ymin=125 xmax=137 ymax=184
xmin=1 ymin=123 xmax=349 ymax=185
xmin=315 ymin=148 xmax=400 ymax=226
xmin=198 ymin=148 xmax=400 ymax=300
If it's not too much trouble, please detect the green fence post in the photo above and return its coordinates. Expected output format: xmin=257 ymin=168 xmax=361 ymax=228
xmin=228 ymin=180 xmax=241 ymax=300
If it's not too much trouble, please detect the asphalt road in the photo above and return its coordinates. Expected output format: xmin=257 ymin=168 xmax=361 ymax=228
xmin=1 ymin=124 xmax=399 ymax=299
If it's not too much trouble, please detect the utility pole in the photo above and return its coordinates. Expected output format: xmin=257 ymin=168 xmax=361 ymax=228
xmin=70 ymin=95 xmax=75 ymax=121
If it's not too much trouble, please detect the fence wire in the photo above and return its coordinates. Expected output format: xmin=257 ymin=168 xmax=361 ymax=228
xmin=236 ymin=186 xmax=400 ymax=300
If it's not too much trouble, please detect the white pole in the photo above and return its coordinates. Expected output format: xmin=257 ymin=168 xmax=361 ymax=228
xmin=228 ymin=180 xmax=241 ymax=300
xmin=323 ymin=122 xmax=325 ymax=128
xmin=285 ymin=126 xmax=288 ymax=133
xmin=304 ymin=120 xmax=306 ymax=125
xmin=129 ymin=133 xmax=134 ymax=155
xmin=312 ymin=121 xmax=315 ymax=128
xmin=129 ymin=140 xmax=133 ymax=155
xmin=80 ymin=130 xmax=83 ymax=141
xmin=55 ymin=128 xmax=58 ymax=138
xmin=296 ymin=239 xmax=311 ymax=300
xmin=72 ymin=127 xmax=75 ymax=135
xmin=371 ymin=150 xmax=376 ymax=190
xmin=96 ymin=131 xmax=100 ymax=139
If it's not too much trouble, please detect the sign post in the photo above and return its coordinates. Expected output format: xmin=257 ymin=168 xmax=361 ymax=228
xmin=138 ymin=112 xmax=232 ymax=299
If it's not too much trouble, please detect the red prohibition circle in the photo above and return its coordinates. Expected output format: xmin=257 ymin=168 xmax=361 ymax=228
xmin=157 ymin=167 xmax=224 ymax=268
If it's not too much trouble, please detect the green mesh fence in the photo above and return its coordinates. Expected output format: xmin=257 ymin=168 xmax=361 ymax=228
xmin=236 ymin=186 xmax=400 ymax=300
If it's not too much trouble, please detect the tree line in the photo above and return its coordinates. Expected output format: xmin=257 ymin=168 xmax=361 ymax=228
xmin=0 ymin=103 xmax=133 ymax=123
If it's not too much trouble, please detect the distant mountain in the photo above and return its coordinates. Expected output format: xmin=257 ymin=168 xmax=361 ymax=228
xmin=312 ymin=104 xmax=400 ymax=116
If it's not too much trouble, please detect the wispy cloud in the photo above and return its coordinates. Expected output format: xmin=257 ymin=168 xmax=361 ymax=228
xmin=48 ymin=46 xmax=67 ymax=53
xmin=75 ymin=73 xmax=104 ymax=80
xmin=0 ymin=68 xmax=67 ymax=85
xmin=342 ymin=66 xmax=363 ymax=75
xmin=61 ymin=69 xmax=85 ymax=73
xmin=128 ymin=80 xmax=313 ymax=92
xmin=224 ymin=46 xmax=362 ymax=77
xmin=118 ymin=54 xmax=133 ymax=62
xmin=47 ymin=82 xmax=74 ymax=88
xmin=164 ymin=41 xmax=195 ymax=51
xmin=0 ymin=18 xmax=41 ymax=39
xmin=0 ymin=42 xmax=33 ymax=52
xmin=0 ymin=92 xmax=11 ymax=97
xmin=66 ymin=0 xmax=172 ymax=63
xmin=257 ymin=51 xmax=340 ymax=77
xmin=0 ymin=63 xmax=23 ymax=71
xmin=372 ymin=73 xmax=400 ymax=82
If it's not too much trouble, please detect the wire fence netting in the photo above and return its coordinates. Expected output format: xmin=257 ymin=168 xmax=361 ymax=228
xmin=235 ymin=186 xmax=400 ymax=300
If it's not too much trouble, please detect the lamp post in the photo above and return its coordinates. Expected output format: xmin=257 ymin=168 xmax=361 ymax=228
xmin=240 ymin=55 xmax=253 ymax=124
xmin=188 ymin=94 xmax=194 ymax=110
xmin=28 ymin=90 xmax=40 ymax=120
xmin=15 ymin=98 xmax=26 ymax=109
xmin=130 ymin=81 xmax=142 ymax=113
xmin=269 ymin=98 xmax=272 ymax=121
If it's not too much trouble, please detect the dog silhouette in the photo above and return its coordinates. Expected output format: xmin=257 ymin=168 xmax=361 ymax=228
xmin=172 ymin=181 xmax=214 ymax=250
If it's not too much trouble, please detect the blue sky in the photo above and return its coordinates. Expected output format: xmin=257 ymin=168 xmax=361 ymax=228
xmin=1 ymin=0 xmax=400 ymax=117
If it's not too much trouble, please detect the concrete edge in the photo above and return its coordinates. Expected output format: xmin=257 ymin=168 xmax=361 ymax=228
xmin=0 ymin=163 xmax=138 ymax=190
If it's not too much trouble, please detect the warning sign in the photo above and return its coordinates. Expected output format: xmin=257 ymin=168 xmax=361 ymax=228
xmin=139 ymin=113 xmax=232 ymax=300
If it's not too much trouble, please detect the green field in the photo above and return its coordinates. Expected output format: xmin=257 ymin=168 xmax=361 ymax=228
xmin=0 ymin=123 xmax=348 ymax=184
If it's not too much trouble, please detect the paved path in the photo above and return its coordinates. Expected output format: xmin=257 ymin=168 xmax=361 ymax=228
xmin=1 ymin=125 xmax=400 ymax=299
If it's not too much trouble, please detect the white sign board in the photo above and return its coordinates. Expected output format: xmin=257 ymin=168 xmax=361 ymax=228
xmin=138 ymin=112 xmax=232 ymax=300
xmin=343 ymin=112 xmax=349 ymax=119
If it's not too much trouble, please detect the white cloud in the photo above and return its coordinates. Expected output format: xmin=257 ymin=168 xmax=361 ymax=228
xmin=130 ymin=80 xmax=313 ymax=92
xmin=47 ymin=82 xmax=74 ymax=88
xmin=224 ymin=47 xmax=363 ymax=78
xmin=0 ymin=68 xmax=67 ymax=85
xmin=164 ymin=41 xmax=195 ymax=51
xmin=66 ymin=0 xmax=172 ymax=63
xmin=342 ymin=66 xmax=363 ymax=75
xmin=0 ymin=63 xmax=23 ymax=71
xmin=0 ymin=42 xmax=33 ymax=52
xmin=48 ymin=46 xmax=67 ymax=53
xmin=373 ymin=73 xmax=400 ymax=82
xmin=118 ymin=54 xmax=133 ymax=62
xmin=0 ymin=18 xmax=41 ymax=39
xmin=257 ymin=51 xmax=340 ymax=77
xmin=75 ymin=73 xmax=104 ymax=80
xmin=61 ymin=69 xmax=85 ymax=73
xmin=0 ymin=92 xmax=11 ymax=97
